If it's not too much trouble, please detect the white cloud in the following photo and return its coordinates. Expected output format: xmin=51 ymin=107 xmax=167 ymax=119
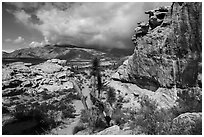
xmin=5 ymin=38 xmax=12 ymax=42
xmin=13 ymin=10 xmax=32 ymax=26
xmin=13 ymin=36 xmax=24 ymax=44
xmin=11 ymin=2 xmax=171 ymax=49
xmin=4 ymin=36 xmax=24 ymax=44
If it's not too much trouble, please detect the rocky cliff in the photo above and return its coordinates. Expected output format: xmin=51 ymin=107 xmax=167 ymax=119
xmin=113 ymin=2 xmax=202 ymax=91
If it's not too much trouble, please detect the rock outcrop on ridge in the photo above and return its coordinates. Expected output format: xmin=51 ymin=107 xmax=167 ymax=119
xmin=113 ymin=2 xmax=202 ymax=91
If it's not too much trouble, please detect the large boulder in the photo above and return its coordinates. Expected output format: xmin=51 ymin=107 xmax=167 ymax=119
xmin=9 ymin=62 xmax=31 ymax=73
xmin=2 ymin=68 xmax=14 ymax=81
xmin=111 ymin=58 xmax=130 ymax=82
xmin=39 ymin=81 xmax=73 ymax=92
xmin=96 ymin=125 xmax=120 ymax=135
xmin=152 ymin=88 xmax=177 ymax=109
xmin=33 ymin=62 xmax=62 ymax=73
xmin=171 ymin=112 xmax=202 ymax=134
xmin=96 ymin=125 xmax=132 ymax=135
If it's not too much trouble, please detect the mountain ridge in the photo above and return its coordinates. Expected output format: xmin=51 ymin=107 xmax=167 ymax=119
xmin=2 ymin=44 xmax=133 ymax=61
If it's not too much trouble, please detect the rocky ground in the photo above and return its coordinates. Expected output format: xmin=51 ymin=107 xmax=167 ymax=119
xmin=2 ymin=58 xmax=116 ymax=135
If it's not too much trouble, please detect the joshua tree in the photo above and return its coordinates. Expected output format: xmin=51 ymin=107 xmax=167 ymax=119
xmin=90 ymin=57 xmax=102 ymax=99
xmin=71 ymin=57 xmax=113 ymax=128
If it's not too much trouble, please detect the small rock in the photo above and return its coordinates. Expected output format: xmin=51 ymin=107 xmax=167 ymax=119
xmin=24 ymin=63 xmax=32 ymax=67
xmin=50 ymin=59 xmax=59 ymax=63
xmin=34 ymin=75 xmax=44 ymax=81
xmin=96 ymin=125 xmax=120 ymax=135
xmin=58 ymin=60 xmax=67 ymax=65
xmin=21 ymin=80 xmax=32 ymax=87
xmin=56 ymin=72 xmax=67 ymax=79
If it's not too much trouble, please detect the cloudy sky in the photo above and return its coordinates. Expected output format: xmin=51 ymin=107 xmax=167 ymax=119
xmin=2 ymin=2 xmax=171 ymax=52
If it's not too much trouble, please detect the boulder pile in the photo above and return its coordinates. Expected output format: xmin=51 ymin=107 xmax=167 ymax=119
xmin=2 ymin=59 xmax=77 ymax=134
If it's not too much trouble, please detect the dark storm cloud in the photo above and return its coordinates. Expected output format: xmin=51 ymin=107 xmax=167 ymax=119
xmin=6 ymin=2 xmax=171 ymax=49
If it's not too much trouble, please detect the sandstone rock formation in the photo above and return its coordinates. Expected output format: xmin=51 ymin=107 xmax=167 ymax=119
xmin=145 ymin=6 xmax=170 ymax=29
xmin=107 ymin=2 xmax=202 ymax=135
xmin=114 ymin=2 xmax=202 ymax=91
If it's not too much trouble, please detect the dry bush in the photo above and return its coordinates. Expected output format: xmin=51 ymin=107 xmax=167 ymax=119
xmin=128 ymin=95 xmax=175 ymax=135
xmin=176 ymin=87 xmax=202 ymax=113
xmin=127 ymin=93 xmax=202 ymax=135
xmin=80 ymin=107 xmax=108 ymax=134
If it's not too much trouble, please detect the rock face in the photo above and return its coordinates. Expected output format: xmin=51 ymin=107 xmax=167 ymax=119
xmin=145 ymin=6 xmax=170 ymax=29
xmin=108 ymin=3 xmax=202 ymax=135
xmin=114 ymin=2 xmax=202 ymax=91
xmin=109 ymin=80 xmax=177 ymax=110
xmin=133 ymin=22 xmax=149 ymax=38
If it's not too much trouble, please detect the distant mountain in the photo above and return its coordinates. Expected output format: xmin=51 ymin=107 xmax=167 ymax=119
xmin=2 ymin=44 xmax=127 ymax=61
xmin=2 ymin=51 xmax=9 ymax=57
xmin=106 ymin=48 xmax=134 ymax=57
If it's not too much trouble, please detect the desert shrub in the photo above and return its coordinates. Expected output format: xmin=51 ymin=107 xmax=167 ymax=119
xmin=12 ymin=103 xmax=58 ymax=133
xmin=103 ymin=86 xmax=116 ymax=105
xmin=110 ymin=95 xmax=128 ymax=127
xmin=57 ymin=101 xmax=76 ymax=118
xmin=80 ymin=107 xmax=107 ymax=133
xmin=177 ymin=87 xmax=202 ymax=113
xmin=191 ymin=119 xmax=202 ymax=135
xmin=126 ymin=94 xmax=202 ymax=135
xmin=2 ymin=106 xmax=9 ymax=114
xmin=11 ymin=99 xmax=76 ymax=134
xmin=128 ymin=95 xmax=175 ymax=135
